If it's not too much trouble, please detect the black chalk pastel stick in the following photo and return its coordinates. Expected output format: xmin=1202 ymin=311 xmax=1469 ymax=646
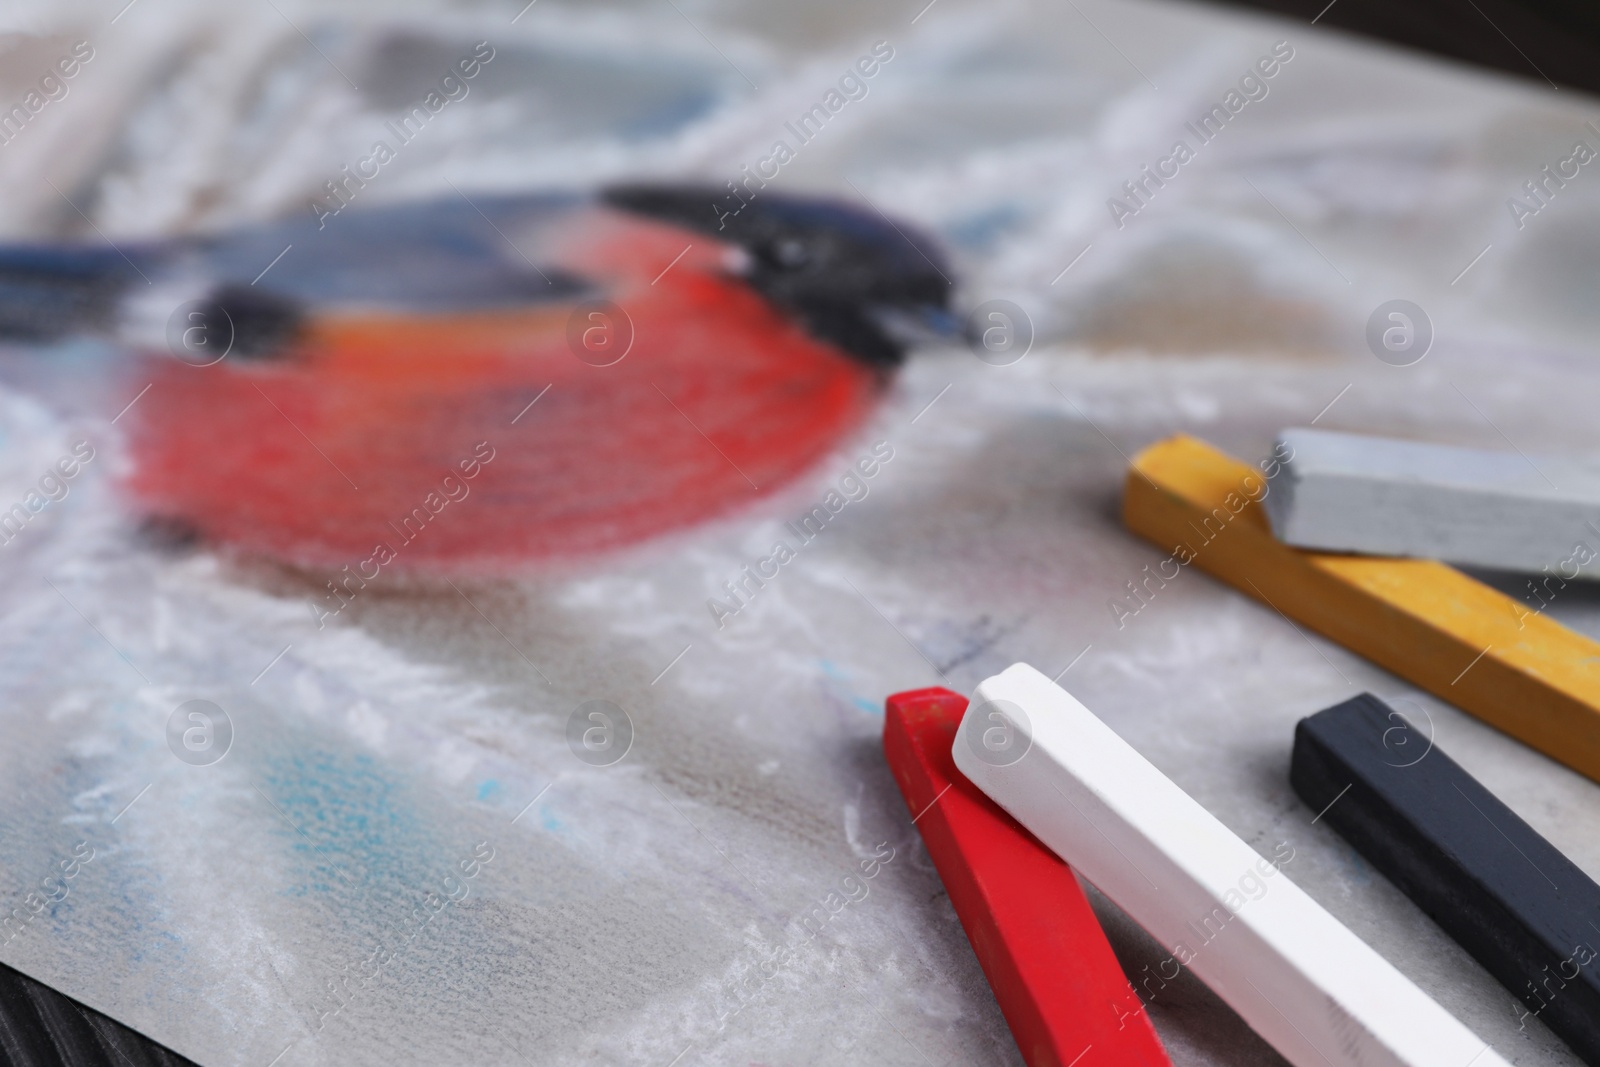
xmin=1292 ymin=693 xmax=1600 ymax=1063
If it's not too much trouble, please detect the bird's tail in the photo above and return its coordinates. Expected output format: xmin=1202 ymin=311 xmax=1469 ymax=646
xmin=0 ymin=244 xmax=132 ymax=343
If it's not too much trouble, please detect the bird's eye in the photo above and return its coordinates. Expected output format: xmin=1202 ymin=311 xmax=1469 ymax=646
xmin=772 ymin=238 xmax=809 ymax=268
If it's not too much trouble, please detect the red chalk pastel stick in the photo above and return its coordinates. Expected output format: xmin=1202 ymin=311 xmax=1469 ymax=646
xmin=884 ymin=688 xmax=1172 ymax=1067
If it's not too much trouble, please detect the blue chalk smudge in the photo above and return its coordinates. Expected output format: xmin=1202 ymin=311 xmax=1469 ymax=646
xmin=818 ymin=659 xmax=885 ymax=717
xmin=259 ymin=750 xmax=431 ymax=898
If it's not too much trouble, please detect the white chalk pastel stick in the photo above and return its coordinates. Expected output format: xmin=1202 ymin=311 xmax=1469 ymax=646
xmin=953 ymin=663 xmax=1509 ymax=1067
xmin=1265 ymin=426 xmax=1600 ymax=575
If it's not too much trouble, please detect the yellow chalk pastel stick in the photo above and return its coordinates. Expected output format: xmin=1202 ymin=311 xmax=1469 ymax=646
xmin=1123 ymin=434 xmax=1600 ymax=784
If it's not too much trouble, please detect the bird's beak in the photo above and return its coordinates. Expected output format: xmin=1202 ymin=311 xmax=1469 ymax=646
xmin=870 ymin=303 xmax=962 ymax=350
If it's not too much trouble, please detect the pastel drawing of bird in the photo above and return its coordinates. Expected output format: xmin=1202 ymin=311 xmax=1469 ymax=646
xmin=0 ymin=186 xmax=954 ymax=571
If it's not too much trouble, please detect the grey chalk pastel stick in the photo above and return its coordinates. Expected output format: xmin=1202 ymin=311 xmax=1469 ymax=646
xmin=1264 ymin=427 xmax=1600 ymax=576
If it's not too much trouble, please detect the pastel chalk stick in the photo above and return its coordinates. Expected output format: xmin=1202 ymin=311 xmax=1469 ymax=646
xmin=955 ymin=663 xmax=1510 ymax=1067
xmin=883 ymin=687 xmax=1172 ymax=1067
xmin=1265 ymin=426 xmax=1600 ymax=575
xmin=1123 ymin=434 xmax=1600 ymax=786
xmin=1293 ymin=693 xmax=1600 ymax=1063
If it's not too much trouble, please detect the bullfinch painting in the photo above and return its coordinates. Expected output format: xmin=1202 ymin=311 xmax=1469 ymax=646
xmin=0 ymin=185 xmax=952 ymax=570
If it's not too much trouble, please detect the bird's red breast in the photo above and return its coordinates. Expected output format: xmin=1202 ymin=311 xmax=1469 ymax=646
xmin=123 ymin=209 xmax=882 ymax=571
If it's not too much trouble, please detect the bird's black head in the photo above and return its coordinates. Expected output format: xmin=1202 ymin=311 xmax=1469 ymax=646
xmin=603 ymin=183 xmax=955 ymax=372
